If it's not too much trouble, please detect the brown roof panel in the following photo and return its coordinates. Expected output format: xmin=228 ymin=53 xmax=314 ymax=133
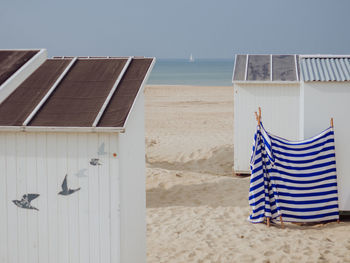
xmin=0 ymin=50 xmax=39 ymax=86
xmin=0 ymin=59 xmax=71 ymax=126
xmin=98 ymin=58 xmax=153 ymax=127
xmin=29 ymin=58 xmax=128 ymax=127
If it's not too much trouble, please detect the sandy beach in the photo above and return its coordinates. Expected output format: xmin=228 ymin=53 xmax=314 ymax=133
xmin=145 ymin=85 xmax=350 ymax=263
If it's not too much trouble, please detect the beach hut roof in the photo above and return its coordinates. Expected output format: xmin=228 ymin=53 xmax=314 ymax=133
xmin=0 ymin=54 xmax=154 ymax=132
xmin=233 ymin=54 xmax=300 ymax=83
xmin=300 ymin=55 xmax=350 ymax=82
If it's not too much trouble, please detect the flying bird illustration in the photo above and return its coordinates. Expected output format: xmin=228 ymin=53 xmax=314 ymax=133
xmin=90 ymin=158 xmax=102 ymax=166
xmin=58 ymin=174 xmax=81 ymax=196
xmin=75 ymin=168 xmax=88 ymax=178
xmin=13 ymin=194 xmax=39 ymax=211
xmin=98 ymin=142 xmax=107 ymax=155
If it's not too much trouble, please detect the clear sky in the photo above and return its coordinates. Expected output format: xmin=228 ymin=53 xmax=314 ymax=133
xmin=1 ymin=0 xmax=349 ymax=58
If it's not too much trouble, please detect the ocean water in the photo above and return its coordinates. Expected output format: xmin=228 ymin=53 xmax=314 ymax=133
xmin=147 ymin=59 xmax=234 ymax=86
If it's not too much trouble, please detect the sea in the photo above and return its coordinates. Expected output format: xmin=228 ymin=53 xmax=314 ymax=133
xmin=147 ymin=59 xmax=234 ymax=86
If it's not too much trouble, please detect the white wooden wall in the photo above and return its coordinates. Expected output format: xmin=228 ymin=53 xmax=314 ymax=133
xmin=233 ymin=83 xmax=300 ymax=174
xmin=118 ymin=91 xmax=146 ymax=263
xmin=301 ymin=82 xmax=350 ymax=211
xmin=0 ymin=132 xmax=120 ymax=263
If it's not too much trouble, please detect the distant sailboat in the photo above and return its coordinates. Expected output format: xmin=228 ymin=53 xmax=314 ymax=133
xmin=189 ymin=53 xmax=194 ymax=62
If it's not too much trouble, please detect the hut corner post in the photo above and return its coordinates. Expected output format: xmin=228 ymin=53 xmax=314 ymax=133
xmin=254 ymin=107 xmax=284 ymax=229
xmin=331 ymin=117 xmax=340 ymax=224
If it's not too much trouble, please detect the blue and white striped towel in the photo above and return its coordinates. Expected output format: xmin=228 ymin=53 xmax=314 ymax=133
xmin=249 ymin=123 xmax=339 ymax=223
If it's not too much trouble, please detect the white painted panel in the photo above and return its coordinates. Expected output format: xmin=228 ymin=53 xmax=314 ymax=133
xmin=119 ymin=92 xmax=146 ymax=263
xmin=110 ymin=134 xmax=120 ymax=263
xmin=233 ymin=83 xmax=300 ymax=173
xmin=67 ymin=133 xmax=80 ymax=263
xmin=98 ymin=134 xmax=111 ymax=263
xmin=0 ymin=134 xmax=7 ymax=263
xmin=56 ymin=134 xmax=69 ymax=263
xmin=6 ymin=133 xmax=18 ymax=263
xmin=77 ymin=134 xmax=90 ymax=263
xmin=87 ymin=133 xmax=100 ymax=263
xmin=0 ymin=131 xmax=120 ymax=263
xmin=47 ymin=133 xmax=58 ymax=263
xmin=36 ymin=133 xmax=49 ymax=263
xmin=26 ymin=133 xmax=39 ymax=263
xmin=302 ymin=82 xmax=350 ymax=210
xmin=16 ymin=133 xmax=28 ymax=263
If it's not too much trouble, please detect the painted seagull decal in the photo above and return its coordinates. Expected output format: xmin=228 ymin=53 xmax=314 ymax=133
xmin=98 ymin=142 xmax=107 ymax=156
xmin=58 ymin=174 xmax=80 ymax=196
xmin=13 ymin=194 xmax=39 ymax=211
xmin=90 ymin=158 xmax=102 ymax=166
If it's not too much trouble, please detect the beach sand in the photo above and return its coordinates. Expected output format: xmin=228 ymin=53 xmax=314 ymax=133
xmin=145 ymin=85 xmax=350 ymax=263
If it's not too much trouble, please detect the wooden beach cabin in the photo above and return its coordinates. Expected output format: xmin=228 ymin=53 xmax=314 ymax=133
xmin=0 ymin=49 xmax=155 ymax=263
xmin=299 ymin=55 xmax=350 ymax=211
xmin=232 ymin=55 xmax=301 ymax=174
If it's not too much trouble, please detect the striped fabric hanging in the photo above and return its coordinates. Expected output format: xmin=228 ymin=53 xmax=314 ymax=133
xmin=249 ymin=123 xmax=339 ymax=223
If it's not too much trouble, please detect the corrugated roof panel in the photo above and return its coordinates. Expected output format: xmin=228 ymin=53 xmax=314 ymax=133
xmin=301 ymin=57 xmax=350 ymax=81
xmin=29 ymin=58 xmax=128 ymax=127
xmin=339 ymin=59 xmax=349 ymax=80
xmin=344 ymin=59 xmax=350 ymax=78
xmin=233 ymin=55 xmax=247 ymax=81
xmin=0 ymin=50 xmax=39 ymax=86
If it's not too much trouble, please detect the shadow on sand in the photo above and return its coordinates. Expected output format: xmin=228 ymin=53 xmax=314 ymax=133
xmin=146 ymin=145 xmax=234 ymax=176
xmin=146 ymin=177 xmax=249 ymax=208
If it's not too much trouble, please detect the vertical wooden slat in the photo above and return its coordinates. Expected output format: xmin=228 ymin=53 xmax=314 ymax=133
xmin=37 ymin=133 xmax=49 ymax=263
xmin=56 ymin=133 xmax=69 ymax=263
xmin=16 ymin=133 xmax=28 ymax=263
xmin=110 ymin=135 xmax=120 ymax=263
xmin=67 ymin=133 xmax=80 ymax=263
xmin=98 ymin=134 xmax=111 ymax=263
xmin=77 ymin=133 xmax=89 ymax=263
xmin=0 ymin=133 xmax=8 ymax=263
xmin=47 ymin=133 xmax=58 ymax=263
xmin=87 ymin=134 xmax=100 ymax=263
xmin=26 ymin=133 xmax=39 ymax=263
xmin=2 ymin=131 xmax=121 ymax=263
xmin=6 ymin=133 xmax=18 ymax=263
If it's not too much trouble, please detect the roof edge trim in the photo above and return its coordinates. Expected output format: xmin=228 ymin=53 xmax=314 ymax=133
xmin=231 ymin=54 xmax=237 ymax=84
xmin=122 ymin=57 xmax=156 ymax=130
xmin=92 ymin=56 xmax=133 ymax=127
xmin=0 ymin=49 xmax=47 ymax=104
xmin=233 ymin=80 xmax=300 ymax=85
xmin=244 ymin=55 xmax=249 ymax=81
xmin=300 ymin=55 xmax=350 ymax=59
xmin=0 ymin=126 xmax=125 ymax=133
xmin=23 ymin=57 xmax=78 ymax=126
xmin=295 ymin=55 xmax=299 ymax=81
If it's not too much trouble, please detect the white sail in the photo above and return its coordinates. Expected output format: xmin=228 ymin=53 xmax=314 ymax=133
xmin=189 ymin=53 xmax=194 ymax=62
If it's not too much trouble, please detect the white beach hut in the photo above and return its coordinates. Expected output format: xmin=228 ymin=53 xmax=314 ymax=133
xmin=299 ymin=55 xmax=350 ymax=211
xmin=0 ymin=50 xmax=155 ymax=263
xmin=232 ymin=54 xmax=301 ymax=174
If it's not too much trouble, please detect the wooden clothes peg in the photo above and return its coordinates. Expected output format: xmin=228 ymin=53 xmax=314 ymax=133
xmin=330 ymin=118 xmax=334 ymax=128
xmin=254 ymin=107 xmax=262 ymax=126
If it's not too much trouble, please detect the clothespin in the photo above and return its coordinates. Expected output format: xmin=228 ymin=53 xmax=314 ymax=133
xmin=330 ymin=118 xmax=334 ymax=128
xmin=254 ymin=107 xmax=262 ymax=126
